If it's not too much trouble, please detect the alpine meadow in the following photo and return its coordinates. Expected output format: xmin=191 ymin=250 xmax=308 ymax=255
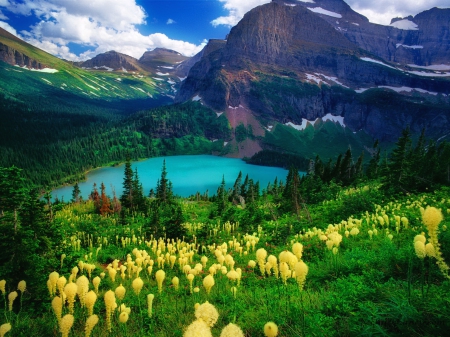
xmin=1 ymin=0 xmax=450 ymax=336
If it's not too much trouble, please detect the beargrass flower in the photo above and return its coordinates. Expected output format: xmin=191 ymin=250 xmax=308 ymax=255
xmin=64 ymin=282 xmax=78 ymax=314
xmin=85 ymin=314 xmax=99 ymax=337
xmin=203 ymin=275 xmax=214 ymax=295
xmin=195 ymin=302 xmax=219 ymax=327
xmin=85 ymin=290 xmax=97 ymax=316
xmin=60 ymin=314 xmax=74 ymax=337
xmin=92 ymin=276 xmax=101 ymax=294
xmin=156 ymin=270 xmax=166 ymax=293
xmin=147 ymin=294 xmax=154 ymax=317
xmin=220 ymin=323 xmax=244 ymax=337
xmin=264 ymin=322 xmax=278 ymax=337
xmin=295 ymin=261 xmax=308 ymax=291
xmin=132 ymin=277 xmax=144 ymax=295
xmin=0 ymin=323 xmax=11 ymax=337
xmin=8 ymin=291 xmax=18 ymax=311
xmin=183 ymin=319 xmax=212 ymax=337
xmin=51 ymin=296 xmax=63 ymax=325
xmin=119 ymin=311 xmax=129 ymax=323
xmin=0 ymin=280 xmax=5 ymax=295
xmin=104 ymin=290 xmax=116 ymax=332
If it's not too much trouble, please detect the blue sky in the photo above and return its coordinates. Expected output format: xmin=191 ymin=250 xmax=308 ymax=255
xmin=0 ymin=0 xmax=448 ymax=61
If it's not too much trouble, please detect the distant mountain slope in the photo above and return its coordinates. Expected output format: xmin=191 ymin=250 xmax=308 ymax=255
xmin=0 ymin=27 xmax=174 ymax=114
xmin=176 ymin=0 xmax=450 ymax=159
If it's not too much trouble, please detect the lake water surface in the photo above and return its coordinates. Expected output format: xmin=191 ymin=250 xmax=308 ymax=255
xmin=52 ymin=155 xmax=289 ymax=201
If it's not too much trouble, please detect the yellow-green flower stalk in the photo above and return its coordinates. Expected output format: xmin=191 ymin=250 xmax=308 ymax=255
xmin=422 ymin=206 xmax=449 ymax=279
xmin=85 ymin=290 xmax=97 ymax=316
xmin=85 ymin=314 xmax=99 ymax=337
xmin=51 ymin=296 xmax=63 ymax=325
xmin=0 ymin=280 xmax=5 ymax=295
xmin=264 ymin=322 xmax=278 ymax=337
xmin=147 ymin=294 xmax=154 ymax=318
xmin=56 ymin=276 xmax=67 ymax=298
xmin=17 ymin=281 xmax=26 ymax=294
xmin=115 ymin=284 xmax=126 ymax=300
xmin=104 ymin=290 xmax=116 ymax=332
xmin=220 ymin=323 xmax=244 ymax=337
xmin=132 ymin=277 xmax=144 ymax=296
xmin=92 ymin=276 xmax=101 ymax=295
xmin=187 ymin=273 xmax=195 ymax=293
xmin=64 ymin=282 xmax=78 ymax=314
xmin=203 ymin=275 xmax=214 ymax=295
xmin=172 ymin=277 xmax=179 ymax=291
xmin=183 ymin=319 xmax=212 ymax=337
xmin=155 ymin=270 xmax=165 ymax=293
xmin=76 ymin=276 xmax=89 ymax=307
xmin=8 ymin=291 xmax=17 ymax=311
xmin=414 ymin=241 xmax=426 ymax=259
xmin=0 ymin=323 xmax=12 ymax=337
xmin=119 ymin=311 xmax=129 ymax=323
xmin=195 ymin=302 xmax=219 ymax=328
xmin=60 ymin=314 xmax=74 ymax=337
xmin=295 ymin=260 xmax=308 ymax=291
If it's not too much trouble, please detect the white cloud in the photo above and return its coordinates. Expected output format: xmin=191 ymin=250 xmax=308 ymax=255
xmin=3 ymin=0 xmax=205 ymax=60
xmin=0 ymin=20 xmax=17 ymax=35
xmin=211 ymin=0 xmax=270 ymax=27
xmin=211 ymin=0 xmax=449 ymax=27
xmin=166 ymin=18 xmax=175 ymax=25
xmin=345 ymin=0 xmax=449 ymax=25
xmin=0 ymin=9 xmax=8 ymax=20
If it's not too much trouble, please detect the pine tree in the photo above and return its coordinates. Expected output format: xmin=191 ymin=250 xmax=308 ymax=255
xmin=216 ymin=175 xmax=227 ymax=214
xmin=71 ymin=183 xmax=81 ymax=203
xmin=120 ymin=158 xmax=134 ymax=209
xmin=382 ymin=127 xmax=412 ymax=194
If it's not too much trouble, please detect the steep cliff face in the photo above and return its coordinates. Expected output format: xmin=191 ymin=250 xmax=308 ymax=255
xmin=0 ymin=28 xmax=50 ymax=69
xmin=176 ymin=0 xmax=450 ymax=152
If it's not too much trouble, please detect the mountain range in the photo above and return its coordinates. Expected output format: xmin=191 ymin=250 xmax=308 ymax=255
xmin=1 ymin=0 xmax=450 ymax=174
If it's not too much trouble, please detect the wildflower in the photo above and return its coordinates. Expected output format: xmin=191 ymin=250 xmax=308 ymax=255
xmin=17 ymin=280 xmax=26 ymax=294
xmin=85 ymin=290 xmax=97 ymax=316
xmin=203 ymin=275 xmax=215 ymax=295
xmin=183 ymin=319 xmax=212 ymax=337
xmin=414 ymin=240 xmax=426 ymax=259
xmin=85 ymin=314 xmax=99 ymax=337
xmin=60 ymin=314 xmax=74 ymax=337
xmin=264 ymin=322 xmax=278 ymax=337
xmin=104 ymin=290 xmax=117 ymax=332
xmin=0 ymin=323 xmax=11 ymax=337
xmin=195 ymin=302 xmax=219 ymax=327
xmin=425 ymin=243 xmax=436 ymax=258
xmin=147 ymin=294 xmax=154 ymax=317
xmin=295 ymin=260 xmax=308 ymax=291
xmin=92 ymin=276 xmax=101 ymax=294
xmin=220 ymin=323 xmax=244 ymax=337
xmin=52 ymin=296 xmax=63 ymax=325
xmin=132 ymin=277 xmax=144 ymax=295
xmin=422 ymin=207 xmax=443 ymax=232
xmin=155 ymin=270 xmax=166 ymax=293
xmin=64 ymin=282 xmax=78 ymax=314
xmin=172 ymin=276 xmax=180 ymax=291
xmin=231 ymin=286 xmax=237 ymax=298
xmin=76 ymin=275 xmax=89 ymax=307
xmin=292 ymin=242 xmax=303 ymax=259
xmin=0 ymin=280 xmax=5 ymax=295
xmin=8 ymin=291 xmax=18 ymax=311
xmin=119 ymin=311 xmax=129 ymax=323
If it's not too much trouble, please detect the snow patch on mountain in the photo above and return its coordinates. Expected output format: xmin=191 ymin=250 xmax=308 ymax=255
xmin=308 ymin=7 xmax=342 ymax=18
xmin=389 ymin=19 xmax=418 ymax=30
xmin=360 ymin=57 xmax=397 ymax=70
xmin=408 ymin=64 xmax=450 ymax=71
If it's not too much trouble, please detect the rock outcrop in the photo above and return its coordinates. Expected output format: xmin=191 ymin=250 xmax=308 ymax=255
xmin=176 ymin=0 xmax=450 ymax=145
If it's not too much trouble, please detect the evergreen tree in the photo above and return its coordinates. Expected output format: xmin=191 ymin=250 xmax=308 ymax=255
xmin=366 ymin=140 xmax=380 ymax=179
xmin=216 ymin=175 xmax=227 ymax=214
xmin=71 ymin=182 xmax=81 ymax=203
xmin=382 ymin=127 xmax=413 ymax=194
xmin=99 ymin=182 xmax=112 ymax=216
xmin=120 ymin=158 xmax=134 ymax=209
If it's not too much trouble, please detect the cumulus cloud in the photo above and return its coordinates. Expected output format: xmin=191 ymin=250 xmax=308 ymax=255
xmin=211 ymin=0 xmax=270 ymax=27
xmin=1 ymin=0 xmax=205 ymax=60
xmin=211 ymin=0 xmax=449 ymax=27
xmin=0 ymin=9 xmax=8 ymax=20
xmin=345 ymin=0 xmax=450 ymax=25
xmin=0 ymin=20 xmax=17 ymax=35
xmin=166 ymin=18 xmax=176 ymax=25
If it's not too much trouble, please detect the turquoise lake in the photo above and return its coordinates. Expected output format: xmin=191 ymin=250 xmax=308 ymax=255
xmin=52 ymin=155 xmax=289 ymax=201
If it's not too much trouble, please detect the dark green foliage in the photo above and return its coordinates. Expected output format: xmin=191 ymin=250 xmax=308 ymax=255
xmin=246 ymin=150 xmax=310 ymax=170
